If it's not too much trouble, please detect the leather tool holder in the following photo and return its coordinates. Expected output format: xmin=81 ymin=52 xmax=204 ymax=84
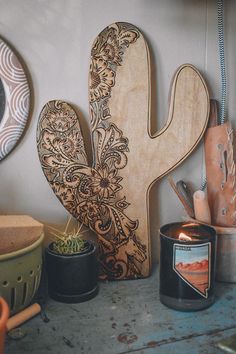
xmin=204 ymin=122 xmax=236 ymax=227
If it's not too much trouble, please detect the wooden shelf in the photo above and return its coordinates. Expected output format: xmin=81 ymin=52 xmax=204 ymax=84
xmin=5 ymin=265 xmax=236 ymax=353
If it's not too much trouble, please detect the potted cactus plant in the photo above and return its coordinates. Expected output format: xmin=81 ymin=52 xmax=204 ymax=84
xmin=45 ymin=216 xmax=99 ymax=303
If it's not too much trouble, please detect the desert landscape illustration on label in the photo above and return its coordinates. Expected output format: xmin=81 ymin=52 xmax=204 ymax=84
xmin=173 ymin=243 xmax=211 ymax=298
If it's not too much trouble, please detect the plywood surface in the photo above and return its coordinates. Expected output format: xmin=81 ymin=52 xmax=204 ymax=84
xmin=37 ymin=22 xmax=209 ymax=280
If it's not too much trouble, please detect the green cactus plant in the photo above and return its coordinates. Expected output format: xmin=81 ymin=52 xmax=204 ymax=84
xmin=48 ymin=216 xmax=88 ymax=255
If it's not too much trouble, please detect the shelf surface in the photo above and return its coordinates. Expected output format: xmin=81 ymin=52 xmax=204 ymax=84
xmin=5 ymin=265 xmax=236 ymax=354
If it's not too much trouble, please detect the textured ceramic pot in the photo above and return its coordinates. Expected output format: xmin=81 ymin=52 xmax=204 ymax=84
xmin=45 ymin=241 xmax=99 ymax=303
xmin=0 ymin=233 xmax=44 ymax=315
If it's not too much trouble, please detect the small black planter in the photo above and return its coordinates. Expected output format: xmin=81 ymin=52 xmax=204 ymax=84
xmin=45 ymin=240 xmax=99 ymax=303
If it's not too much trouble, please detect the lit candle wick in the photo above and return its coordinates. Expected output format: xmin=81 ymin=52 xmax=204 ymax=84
xmin=178 ymin=232 xmax=192 ymax=241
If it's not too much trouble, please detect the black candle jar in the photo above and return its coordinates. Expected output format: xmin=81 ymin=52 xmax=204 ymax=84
xmin=159 ymin=222 xmax=216 ymax=311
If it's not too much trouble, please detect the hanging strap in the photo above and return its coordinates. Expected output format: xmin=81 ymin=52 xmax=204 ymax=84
xmin=218 ymin=0 xmax=226 ymax=125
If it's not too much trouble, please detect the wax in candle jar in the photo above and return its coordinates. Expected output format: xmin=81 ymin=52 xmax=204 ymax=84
xmin=163 ymin=222 xmax=212 ymax=242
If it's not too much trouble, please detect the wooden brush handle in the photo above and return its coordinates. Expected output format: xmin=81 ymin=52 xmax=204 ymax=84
xmin=193 ymin=190 xmax=211 ymax=224
xmin=7 ymin=303 xmax=41 ymax=332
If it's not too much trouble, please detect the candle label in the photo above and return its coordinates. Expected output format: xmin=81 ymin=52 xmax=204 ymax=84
xmin=173 ymin=243 xmax=211 ymax=298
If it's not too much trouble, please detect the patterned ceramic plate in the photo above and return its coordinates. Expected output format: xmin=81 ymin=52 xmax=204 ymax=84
xmin=0 ymin=37 xmax=30 ymax=160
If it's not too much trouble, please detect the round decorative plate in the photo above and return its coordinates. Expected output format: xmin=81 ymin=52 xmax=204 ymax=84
xmin=0 ymin=37 xmax=30 ymax=160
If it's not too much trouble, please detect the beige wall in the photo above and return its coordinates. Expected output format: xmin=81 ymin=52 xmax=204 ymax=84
xmin=0 ymin=0 xmax=235 ymax=259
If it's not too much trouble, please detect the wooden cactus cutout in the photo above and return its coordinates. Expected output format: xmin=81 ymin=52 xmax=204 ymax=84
xmin=37 ymin=22 xmax=209 ymax=280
